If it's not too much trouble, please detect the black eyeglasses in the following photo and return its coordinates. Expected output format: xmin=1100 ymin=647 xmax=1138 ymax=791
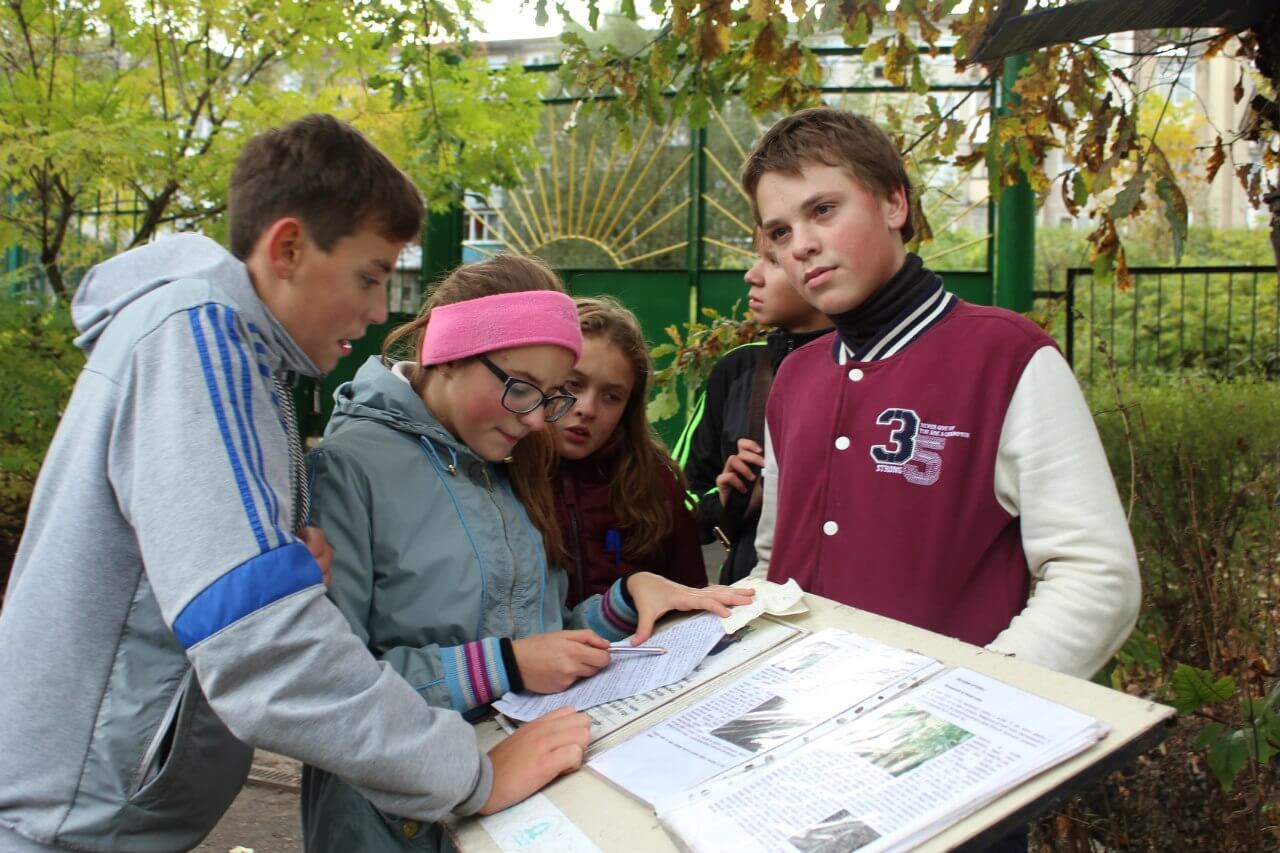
xmin=476 ymin=355 xmax=577 ymax=422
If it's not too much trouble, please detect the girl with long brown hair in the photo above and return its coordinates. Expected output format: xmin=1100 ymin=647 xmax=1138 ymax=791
xmin=551 ymin=296 xmax=707 ymax=607
xmin=301 ymin=255 xmax=749 ymax=852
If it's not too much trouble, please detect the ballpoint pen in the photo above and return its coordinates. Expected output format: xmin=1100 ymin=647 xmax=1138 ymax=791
xmin=608 ymin=645 xmax=667 ymax=656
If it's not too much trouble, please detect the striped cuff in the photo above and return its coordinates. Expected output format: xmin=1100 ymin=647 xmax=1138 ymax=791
xmin=586 ymin=578 xmax=639 ymax=642
xmin=440 ymin=637 xmax=513 ymax=712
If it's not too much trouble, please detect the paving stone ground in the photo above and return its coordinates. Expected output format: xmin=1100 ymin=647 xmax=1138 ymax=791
xmin=195 ymin=753 xmax=302 ymax=853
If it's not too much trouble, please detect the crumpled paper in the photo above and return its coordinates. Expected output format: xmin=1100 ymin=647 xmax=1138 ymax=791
xmin=721 ymin=577 xmax=808 ymax=633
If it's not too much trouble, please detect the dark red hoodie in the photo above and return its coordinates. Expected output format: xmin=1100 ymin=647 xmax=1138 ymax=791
xmin=554 ymin=456 xmax=707 ymax=608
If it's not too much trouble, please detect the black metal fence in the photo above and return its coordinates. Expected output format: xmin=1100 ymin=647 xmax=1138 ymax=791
xmin=1035 ymin=265 xmax=1279 ymax=384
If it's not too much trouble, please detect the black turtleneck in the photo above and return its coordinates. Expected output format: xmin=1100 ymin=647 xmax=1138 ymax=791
xmin=829 ymin=254 xmax=939 ymax=359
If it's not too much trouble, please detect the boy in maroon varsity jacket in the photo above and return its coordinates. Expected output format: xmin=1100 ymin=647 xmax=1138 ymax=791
xmin=743 ymin=108 xmax=1139 ymax=679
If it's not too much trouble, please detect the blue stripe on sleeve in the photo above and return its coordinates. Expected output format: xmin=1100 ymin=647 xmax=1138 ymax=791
xmin=173 ymin=541 xmax=322 ymax=648
xmin=190 ymin=307 xmax=269 ymax=552
xmin=215 ymin=305 xmax=284 ymax=544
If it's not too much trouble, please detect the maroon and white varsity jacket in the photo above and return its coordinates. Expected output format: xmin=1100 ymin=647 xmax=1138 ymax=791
xmin=755 ymin=295 xmax=1139 ymax=678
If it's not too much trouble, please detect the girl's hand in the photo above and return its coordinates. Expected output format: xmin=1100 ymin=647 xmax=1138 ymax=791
xmin=625 ymin=573 xmax=756 ymax=644
xmin=512 ymin=630 xmax=611 ymax=693
xmin=480 ymin=707 xmax=591 ymax=814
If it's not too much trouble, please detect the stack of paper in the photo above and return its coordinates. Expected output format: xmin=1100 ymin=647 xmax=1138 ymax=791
xmin=656 ymin=668 xmax=1108 ymax=853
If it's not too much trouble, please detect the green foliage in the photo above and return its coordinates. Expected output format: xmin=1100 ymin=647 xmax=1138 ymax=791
xmin=1086 ymin=379 xmax=1279 ymax=804
xmin=556 ymin=2 xmax=1278 ymax=286
xmin=1037 ymin=225 xmax=1276 ymax=293
xmin=648 ymin=303 xmax=763 ymax=422
xmin=0 ymin=301 xmax=82 ymax=559
xmin=0 ymin=0 xmax=544 ymax=297
xmin=1170 ymin=664 xmax=1237 ymax=715
xmin=1192 ymin=681 xmax=1280 ymax=791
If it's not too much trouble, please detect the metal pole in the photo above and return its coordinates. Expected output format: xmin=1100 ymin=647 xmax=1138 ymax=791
xmin=687 ymin=125 xmax=707 ymax=317
xmin=423 ymin=206 xmax=465 ymax=296
xmin=995 ymin=54 xmax=1034 ymax=313
xmin=683 ymin=124 xmax=709 ymax=424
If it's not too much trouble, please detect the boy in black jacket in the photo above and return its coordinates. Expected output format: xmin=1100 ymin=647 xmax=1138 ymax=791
xmin=674 ymin=246 xmax=831 ymax=583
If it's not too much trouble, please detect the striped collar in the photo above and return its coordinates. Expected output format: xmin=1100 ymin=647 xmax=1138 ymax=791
xmin=834 ymin=278 xmax=956 ymax=365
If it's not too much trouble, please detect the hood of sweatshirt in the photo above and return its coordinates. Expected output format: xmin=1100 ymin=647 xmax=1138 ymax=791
xmin=327 ymin=357 xmax=484 ymax=464
xmin=71 ymin=233 xmax=319 ymax=377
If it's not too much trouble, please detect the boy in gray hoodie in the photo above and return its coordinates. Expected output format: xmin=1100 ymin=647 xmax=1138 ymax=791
xmin=0 ymin=114 xmax=591 ymax=852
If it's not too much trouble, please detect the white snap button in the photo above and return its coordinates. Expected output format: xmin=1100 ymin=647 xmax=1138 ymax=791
xmin=834 ymin=436 xmax=851 ymax=451
xmin=848 ymin=368 xmax=864 ymax=382
xmin=822 ymin=520 xmax=839 ymax=536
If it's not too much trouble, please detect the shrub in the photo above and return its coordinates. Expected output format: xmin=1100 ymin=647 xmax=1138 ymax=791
xmin=1037 ymin=379 xmax=1280 ymax=851
xmin=0 ymin=301 xmax=82 ymax=581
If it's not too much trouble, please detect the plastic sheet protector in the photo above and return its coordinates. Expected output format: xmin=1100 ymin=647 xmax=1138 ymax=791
xmin=588 ymin=628 xmax=942 ymax=807
xmin=657 ymin=668 xmax=1108 ymax=853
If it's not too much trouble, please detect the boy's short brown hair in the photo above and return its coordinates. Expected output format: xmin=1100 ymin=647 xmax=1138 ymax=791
xmin=741 ymin=107 xmax=914 ymax=243
xmin=228 ymin=114 xmax=424 ymax=260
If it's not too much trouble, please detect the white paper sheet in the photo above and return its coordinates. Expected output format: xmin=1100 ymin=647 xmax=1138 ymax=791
xmin=658 ymin=668 xmax=1107 ymax=853
xmin=493 ymin=613 xmax=726 ymax=722
xmin=588 ymin=628 xmax=941 ymax=806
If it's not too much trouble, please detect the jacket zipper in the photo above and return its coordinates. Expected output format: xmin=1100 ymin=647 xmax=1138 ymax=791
xmin=483 ymin=464 xmax=520 ymax=636
xmin=568 ymin=510 xmax=585 ymax=606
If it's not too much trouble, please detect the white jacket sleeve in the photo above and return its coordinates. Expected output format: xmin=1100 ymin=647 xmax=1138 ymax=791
xmin=748 ymin=424 xmax=779 ymax=580
xmin=987 ymin=346 xmax=1140 ymax=678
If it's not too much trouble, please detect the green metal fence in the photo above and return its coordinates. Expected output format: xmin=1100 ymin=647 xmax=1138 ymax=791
xmin=1034 ymin=266 xmax=1280 ymax=384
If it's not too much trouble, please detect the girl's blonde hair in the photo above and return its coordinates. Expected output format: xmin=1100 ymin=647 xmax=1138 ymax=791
xmin=383 ymin=253 xmax=566 ymax=562
xmin=573 ymin=295 xmax=688 ymax=563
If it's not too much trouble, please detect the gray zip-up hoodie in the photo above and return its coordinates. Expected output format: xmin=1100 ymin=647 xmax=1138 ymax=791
xmin=0 ymin=234 xmax=490 ymax=853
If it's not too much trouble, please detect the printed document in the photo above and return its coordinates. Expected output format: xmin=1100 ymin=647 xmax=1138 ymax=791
xmin=588 ymin=629 xmax=941 ymax=806
xmin=493 ymin=613 xmax=725 ymax=721
xmin=658 ymin=668 xmax=1108 ymax=853
xmin=585 ymin=619 xmax=800 ymax=743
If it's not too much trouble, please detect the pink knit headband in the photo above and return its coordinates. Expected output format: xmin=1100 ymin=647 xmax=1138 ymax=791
xmin=420 ymin=290 xmax=583 ymax=366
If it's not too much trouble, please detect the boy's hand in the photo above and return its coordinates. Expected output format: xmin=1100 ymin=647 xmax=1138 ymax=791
xmin=716 ymin=438 xmax=765 ymax=506
xmin=296 ymin=526 xmax=333 ymax=586
xmin=512 ymin=630 xmax=611 ymax=693
xmin=479 ymin=707 xmax=591 ymax=815
xmin=625 ymin=573 xmax=755 ymax=644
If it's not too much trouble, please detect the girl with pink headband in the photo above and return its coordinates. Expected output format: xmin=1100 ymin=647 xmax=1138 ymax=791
xmin=301 ymin=253 xmax=752 ymax=852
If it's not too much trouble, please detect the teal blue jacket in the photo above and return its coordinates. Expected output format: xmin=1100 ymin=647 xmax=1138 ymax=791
xmin=302 ymin=357 xmax=636 ymax=852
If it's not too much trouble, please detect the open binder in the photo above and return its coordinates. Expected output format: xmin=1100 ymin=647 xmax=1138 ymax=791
xmin=454 ymin=595 xmax=1175 ymax=853
xmin=586 ymin=628 xmax=1107 ymax=852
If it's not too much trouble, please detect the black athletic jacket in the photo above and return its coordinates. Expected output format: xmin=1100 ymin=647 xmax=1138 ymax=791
xmin=673 ymin=326 xmax=832 ymax=583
